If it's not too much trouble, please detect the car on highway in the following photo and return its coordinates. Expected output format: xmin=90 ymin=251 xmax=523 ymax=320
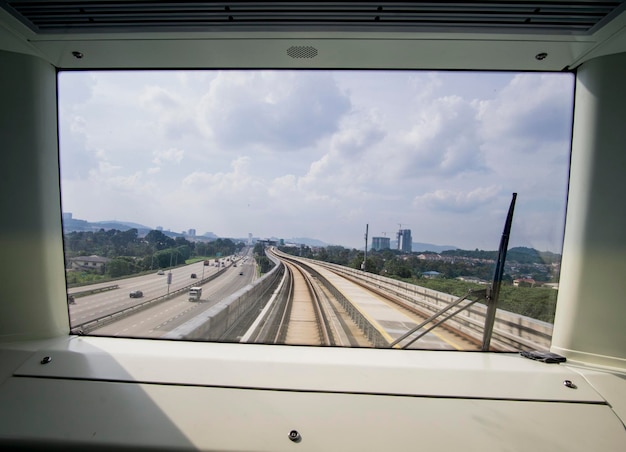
xmin=239 ymin=271 xmax=244 ymax=276
xmin=190 ymin=273 xmax=197 ymax=279
xmin=157 ymin=270 xmax=164 ymax=275
xmin=129 ymin=290 xmax=143 ymax=298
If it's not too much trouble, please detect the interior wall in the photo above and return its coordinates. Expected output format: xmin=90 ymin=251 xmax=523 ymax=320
xmin=0 ymin=50 xmax=68 ymax=341
xmin=551 ymin=51 xmax=626 ymax=370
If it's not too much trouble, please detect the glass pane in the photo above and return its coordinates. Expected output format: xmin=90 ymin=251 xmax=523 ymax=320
xmin=59 ymin=70 xmax=573 ymax=350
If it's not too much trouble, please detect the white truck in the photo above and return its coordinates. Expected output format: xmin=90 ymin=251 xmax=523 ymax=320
xmin=188 ymin=287 xmax=202 ymax=301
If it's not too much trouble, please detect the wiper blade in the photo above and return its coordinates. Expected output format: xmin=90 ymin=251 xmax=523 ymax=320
xmin=481 ymin=192 xmax=517 ymax=351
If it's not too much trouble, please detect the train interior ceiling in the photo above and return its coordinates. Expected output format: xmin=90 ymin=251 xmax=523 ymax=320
xmin=1 ymin=1 xmax=625 ymax=451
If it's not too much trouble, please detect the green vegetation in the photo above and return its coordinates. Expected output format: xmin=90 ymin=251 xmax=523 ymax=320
xmin=64 ymin=228 xmax=245 ymax=285
xmin=441 ymin=246 xmax=561 ymax=265
xmin=405 ymin=277 xmax=557 ymax=323
xmin=65 ymin=271 xmax=109 ymax=286
xmin=253 ymin=243 xmax=275 ymax=274
xmin=278 ymin=244 xmax=559 ymax=323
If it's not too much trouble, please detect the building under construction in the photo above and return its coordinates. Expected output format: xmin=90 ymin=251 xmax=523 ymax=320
xmin=371 ymin=236 xmax=390 ymax=251
xmin=397 ymin=229 xmax=412 ymax=253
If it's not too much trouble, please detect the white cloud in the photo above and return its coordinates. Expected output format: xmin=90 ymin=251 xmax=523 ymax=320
xmin=413 ymin=186 xmax=501 ymax=213
xmin=395 ymin=94 xmax=485 ymax=176
xmin=330 ymin=111 xmax=386 ymax=159
xmin=196 ymin=71 xmax=351 ymax=152
xmin=58 ymin=70 xmax=573 ymax=251
xmin=140 ymin=85 xmax=179 ymax=111
xmin=152 ymin=148 xmax=185 ymax=165
xmin=477 ymin=73 xmax=574 ymax=150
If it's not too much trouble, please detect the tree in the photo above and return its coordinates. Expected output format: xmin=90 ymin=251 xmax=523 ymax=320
xmin=107 ymin=258 xmax=130 ymax=278
xmin=195 ymin=242 xmax=208 ymax=257
xmin=256 ymin=256 xmax=274 ymax=274
xmin=154 ymin=248 xmax=185 ymax=268
xmin=176 ymin=245 xmax=192 ymax=261
xmin=253 ymin=242 xmax=265 ymax=256
xmin=145 ymin=230 xmax=176 ymax=250
xmin=110 ymin=228 xmax=138 ymax=254
xmin=349 ymin=252 xmax=365 ymax=270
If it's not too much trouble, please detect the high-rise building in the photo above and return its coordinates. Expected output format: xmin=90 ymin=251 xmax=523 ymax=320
xmin=372 ymin=237 xmax=391 ymax=251
xmin=397 ymin=229 xmax=412 ymax=253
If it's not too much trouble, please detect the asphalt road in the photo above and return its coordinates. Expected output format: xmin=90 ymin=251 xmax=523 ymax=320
xmin=67 ymin=253 xmax=252 ymax=328
xmin=90 ymin=257 xmax=257 ymax=338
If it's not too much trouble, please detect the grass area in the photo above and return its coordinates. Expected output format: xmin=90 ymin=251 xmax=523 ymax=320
xmin=399 ymin=277 xmax=558 ymax=324
xmin=185 ymin=256 xmax=216 ymax=264
xmin=65 ymin=260 xmax=194 ymax=288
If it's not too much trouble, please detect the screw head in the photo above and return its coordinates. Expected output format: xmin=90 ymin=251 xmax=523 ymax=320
xmin=563 ymin=379 xmax=577 ymax=389
xmin=288 ymin=430 xmax=302 ymax=443
xmin=40 ymin=356 xmax=52 ymax=364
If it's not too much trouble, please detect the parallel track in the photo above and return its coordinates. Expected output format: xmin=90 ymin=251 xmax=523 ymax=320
xmin=269 ymin=249 xmax=481 ymax=350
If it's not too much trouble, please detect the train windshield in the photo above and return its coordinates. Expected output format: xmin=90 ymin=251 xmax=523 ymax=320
xmin=58 ymin=70 xmax=573 ymax=351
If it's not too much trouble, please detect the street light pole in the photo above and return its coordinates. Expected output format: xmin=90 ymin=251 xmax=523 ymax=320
xmin=362 ymin=223 xmax=368 ymax=271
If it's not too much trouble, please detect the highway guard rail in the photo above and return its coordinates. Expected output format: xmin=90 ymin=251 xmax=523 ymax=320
xmin=71 ymin=266 xmax=230 ymax=334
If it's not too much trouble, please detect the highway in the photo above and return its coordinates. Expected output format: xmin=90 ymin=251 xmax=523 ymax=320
xmin=90 ymin=256 xmax=257 ymax=338
xmin=67 ymin=250 xmax=255 ymax=335
xmin=68 ymin=261 xmax=219 ymax=325
xmin=68 ymin=247 xmax=548 ymax=352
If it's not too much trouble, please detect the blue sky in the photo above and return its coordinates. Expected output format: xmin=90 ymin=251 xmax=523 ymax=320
xmin=58 ymin=70 xmax=574 ymax=252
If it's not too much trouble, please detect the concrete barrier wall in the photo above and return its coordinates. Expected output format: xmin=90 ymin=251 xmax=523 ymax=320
xmin=292 ymin=256 xmax=553 ymax=351
xmin=163 ymin=254 xmax=283 ymax=341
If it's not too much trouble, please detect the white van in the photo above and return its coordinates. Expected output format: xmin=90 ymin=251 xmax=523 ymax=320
xmin=188 ymin=287 xmax=202 ymax=301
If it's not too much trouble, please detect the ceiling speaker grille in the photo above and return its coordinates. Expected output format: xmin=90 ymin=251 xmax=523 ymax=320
xmin=287 ymin=46 xmax=318 ymax=59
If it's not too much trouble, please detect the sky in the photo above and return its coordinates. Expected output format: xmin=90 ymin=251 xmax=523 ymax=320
xmin=58 ymin=70 xmax=574 ymax=252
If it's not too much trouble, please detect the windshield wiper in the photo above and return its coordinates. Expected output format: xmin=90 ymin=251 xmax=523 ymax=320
xmin=482 ymin=192 xmax=517 ymax=351
xmin=389 ymin=193 xmax=517 ymax=351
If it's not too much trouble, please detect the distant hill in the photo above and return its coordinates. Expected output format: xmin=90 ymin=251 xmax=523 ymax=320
xmin=507 ymin=246 xmax=561 ymax=264
xmin=63 ymin=218 xmax=152 ymax=234
xmin=441 ymin=246 xmax=561 ymax=264
xmin=62 ymin=217 xmax=92 ymax=232
xmin=63 ymin=216 xmax=198 ymax=239
xmin=388 ymin=240 xmax=458 ymax=253
xmin=283 ymin=237 xmax=331 ymax=247
xmin=92 ymin=220 xmax=153 ymax=231
xmin=412 ymin=242 xmax=458 ymax=253
xmin=63 ymin=217 xmax=244 ymax=243
xmin=283 ymin=238 xmax=456 ymax=251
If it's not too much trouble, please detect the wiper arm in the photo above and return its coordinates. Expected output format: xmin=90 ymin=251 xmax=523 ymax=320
xmin=389 ymin=288 xmax=487 ymax=349
xmin=481 ymin=193 xmax=517 ymax=351
xmin=389 ymin=193 xmax=517 ymax=351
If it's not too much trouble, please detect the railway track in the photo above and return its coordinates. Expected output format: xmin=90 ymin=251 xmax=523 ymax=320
xmin=281 ymin=261 xmax=330 ymax=345
xmin=243 ymin=257 xmax=372 ymax=347
xmin=265 ymin=249 xmax=482 ymax=350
